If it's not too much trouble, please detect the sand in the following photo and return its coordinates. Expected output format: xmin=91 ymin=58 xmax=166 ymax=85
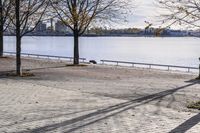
xmin=0 ymin=57 xmax=200 ymax=133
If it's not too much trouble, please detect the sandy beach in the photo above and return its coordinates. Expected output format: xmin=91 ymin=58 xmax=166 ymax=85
xmin=0 ymin=57 xmax=200 ymax=133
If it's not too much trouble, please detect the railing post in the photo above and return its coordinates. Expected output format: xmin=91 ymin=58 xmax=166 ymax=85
xmin=199 ymin=58 xmax=200 ymax=78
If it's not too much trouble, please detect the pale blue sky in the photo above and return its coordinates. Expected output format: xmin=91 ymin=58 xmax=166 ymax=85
xmin=127 ymin=0 xmax=159 ymax=28
xmin=126 ymin=0 xmax=193 ymax=30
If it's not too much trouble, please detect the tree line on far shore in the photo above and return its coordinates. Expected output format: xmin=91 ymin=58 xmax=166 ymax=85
xmin=0 ymin=0 xmax=199 ymax=76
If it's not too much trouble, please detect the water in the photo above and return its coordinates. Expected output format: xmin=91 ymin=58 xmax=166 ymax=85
xmin=4 ymin=36 xmax=200 ymax=67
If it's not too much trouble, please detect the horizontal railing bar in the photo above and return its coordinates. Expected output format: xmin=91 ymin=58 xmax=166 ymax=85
xmin=101 ymin=60 xmax=198 ymax=70
xmin=4 ymin=51 xmax=86 ymax=61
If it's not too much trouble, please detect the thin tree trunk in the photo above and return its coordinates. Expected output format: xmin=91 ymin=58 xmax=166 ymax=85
xmin=0 ymin=29 xmax=3 ymax=57
xmin=16 ymin=35 xmax=21 ymax=76
xmin=0 ymin=0 xmax=3 ymax=57
xmin=16 ymin=0 xmax=21 ymax=76
xmin=73 ymin=30 xmax=79 ymax=65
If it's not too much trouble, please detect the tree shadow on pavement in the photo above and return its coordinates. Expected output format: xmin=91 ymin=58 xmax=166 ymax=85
xmin=169 ymin=113 xmax=200 ymax=133
xmin=185 ymin=78 xmax=200 ymax=84
xmin=166 ymin=79 xmax=200 ymax=133
xmin=19 ymin=81 xmax=199 ymax=133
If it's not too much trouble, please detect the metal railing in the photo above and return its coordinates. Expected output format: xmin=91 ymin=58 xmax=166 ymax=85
xmin=4 ymin=52 xmax=86 ymax=62
xmin=101 ymin=60 xmax=199 ymax=73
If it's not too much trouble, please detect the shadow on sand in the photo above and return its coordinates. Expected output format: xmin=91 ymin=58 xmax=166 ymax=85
xmin=169 ymin=113 xmax=200 ymax=133
xmin=167 ymin=79 xmax=200 ymax=133
xmin=17 ymin=80 xmax=199 ymax=133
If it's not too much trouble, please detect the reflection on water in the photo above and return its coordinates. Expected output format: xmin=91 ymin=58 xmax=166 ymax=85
xmin=4 ymin=36 xmax=200 ymax=67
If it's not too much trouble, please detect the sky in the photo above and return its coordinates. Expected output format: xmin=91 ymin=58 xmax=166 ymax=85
xmin=121 ymin=0 xmax=163 ymax=29
xmin=126 ymin=0 xmax=197 ymax=30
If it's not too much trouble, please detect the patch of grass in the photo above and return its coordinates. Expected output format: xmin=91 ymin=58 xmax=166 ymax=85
xmin=21 ymin=72 xmax=35 ymax=77
xmin=66 ymin=64 xmax=88 ymax=67
xmin=0 ymin=56 xmax=9 ymax=59
xmin=6 ymin=72 xmax=35 ymax=77
xmin=187 ymin=101 xmax=200 ymax=110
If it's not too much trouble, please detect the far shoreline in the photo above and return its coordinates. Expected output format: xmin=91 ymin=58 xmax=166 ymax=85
xmin=4 ymin=34 xmax=199 ymax=38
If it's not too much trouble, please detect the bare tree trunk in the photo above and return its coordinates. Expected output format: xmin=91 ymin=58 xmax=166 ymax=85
xmin=16 ymin=0 xmax=21 ymax=76
xmin=16 ymin=35 xmax=21 ymax=75
xmin=0 ymin=0 xmax=3 ymax=57
xmin=0 ymin=27 xmax=3 ymax=57
xmin=73 ymin=30 xmax=79 ymax=65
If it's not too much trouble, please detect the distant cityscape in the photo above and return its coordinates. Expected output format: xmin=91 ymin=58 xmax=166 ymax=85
xmin=4 ymin=20 xmax=200 ymax=37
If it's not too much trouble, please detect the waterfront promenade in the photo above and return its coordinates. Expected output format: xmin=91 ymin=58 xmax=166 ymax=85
xmin=0 ymin=57 xmax=200 ymax=133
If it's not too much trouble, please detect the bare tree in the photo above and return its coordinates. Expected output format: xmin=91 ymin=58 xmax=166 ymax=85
xmin=157 ymin=0 xmax=200 ymax=29
xmin=50 ymin=0 xmax=131 ymax=65
xmin=0 ymin=0 xmax=12 ymax=57
xmin=9 ymin=0 xmax=49 ymax=75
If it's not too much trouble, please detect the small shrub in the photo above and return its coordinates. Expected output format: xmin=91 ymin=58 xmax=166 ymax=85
xmin=187 ymin=101 xmax=200 ymax=110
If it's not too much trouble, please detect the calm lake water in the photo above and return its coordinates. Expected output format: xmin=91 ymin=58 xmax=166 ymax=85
xmin=4 ymin=36 xmax=200 ymax=67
